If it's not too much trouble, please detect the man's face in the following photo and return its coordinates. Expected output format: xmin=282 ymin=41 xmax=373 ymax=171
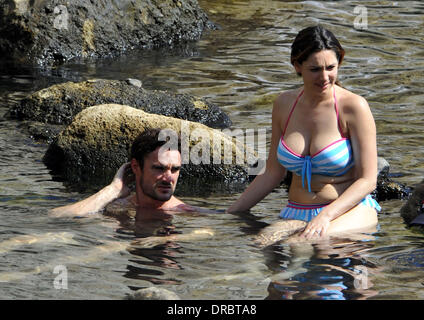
xmin=133 ymin=147 xmax=181 ymax=202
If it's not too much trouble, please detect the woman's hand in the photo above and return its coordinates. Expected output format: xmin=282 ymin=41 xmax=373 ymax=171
xmin=300 ymin=212 xmax=331 ymax=239
xmin=110 ymin=162 xmax=132 ymax=199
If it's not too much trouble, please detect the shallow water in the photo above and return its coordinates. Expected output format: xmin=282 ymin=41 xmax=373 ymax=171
xmin=1 ymin=0 xmax=424 ymax=299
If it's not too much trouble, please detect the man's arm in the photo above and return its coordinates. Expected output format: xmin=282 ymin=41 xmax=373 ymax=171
xmin=49 ymin=163 xmax=132 ymax=217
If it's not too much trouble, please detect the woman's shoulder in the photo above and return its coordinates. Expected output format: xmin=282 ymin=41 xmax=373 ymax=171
xmin=272 ymin=88 xmax=303 ymax=127
xmin=274 ymin=88 xmax=303 ymax=111
xmin=336 ymin=86 xmax=370 ymax=115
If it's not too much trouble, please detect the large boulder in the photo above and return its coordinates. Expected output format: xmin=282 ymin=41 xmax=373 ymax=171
xmin=7 ymin=79 xmax=232 ymax=140
xmin=43 ymin=104 xmax=257 ymax=191
xmin=0 ymin=0 xmax=215 ymax=65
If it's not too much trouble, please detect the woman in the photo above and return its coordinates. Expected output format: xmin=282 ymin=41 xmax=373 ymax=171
xmin=228 ymin=25 xmax=380 ymax=242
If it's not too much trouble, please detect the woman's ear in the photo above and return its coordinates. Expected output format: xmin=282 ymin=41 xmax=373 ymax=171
xmin=294 ymin=61 xmax=302 ymax=76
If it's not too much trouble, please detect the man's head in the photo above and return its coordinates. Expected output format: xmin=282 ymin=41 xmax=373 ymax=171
xmin=130 ymin=129 xmax=182 ymax=202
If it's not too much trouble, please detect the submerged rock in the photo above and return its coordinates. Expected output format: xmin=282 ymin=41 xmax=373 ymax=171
xmin=127 ymin=287 xmax=180 ymax=300
xmin=43 ymin=104 xmax=256 ymax=189
xmin=386 ymin=248 xmax=424 ymax=268
xmin=0 ymin=0 xmax=215 ymax=66
xmin=7 ymin=79 xmax=232 ymax=136
xmin=400 ymin=180 xmax=424 ymax=225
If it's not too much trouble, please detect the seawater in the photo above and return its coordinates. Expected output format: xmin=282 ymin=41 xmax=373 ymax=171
xmin=0 ymin=0 xmax=424 ymax=299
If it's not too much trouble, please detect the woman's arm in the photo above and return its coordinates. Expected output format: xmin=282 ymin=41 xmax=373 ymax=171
xmin=49 ymin=162 xmax=132 ymax=217
xmin=302 ymin=95 xmax=378 ymax=238
xmin=227 ymin=97 xmax=288 ymax=213
xmin=131 ymin=228 xmax=215 ymax=248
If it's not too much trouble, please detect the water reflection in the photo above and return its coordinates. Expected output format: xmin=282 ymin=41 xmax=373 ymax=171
xmin=265 ymin=237 xmax=380 ymax=300
xmin=125 ymin=242 xmax=184 ymax=286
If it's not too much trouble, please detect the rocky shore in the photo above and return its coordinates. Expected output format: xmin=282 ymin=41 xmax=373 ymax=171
xmin=0 ymin=0 xmax=215 ymax=66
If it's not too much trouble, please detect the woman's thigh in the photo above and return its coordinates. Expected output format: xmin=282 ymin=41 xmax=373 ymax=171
xmin=256 ymin=204 xmax=377 ymax=246
xmin=285 ymin=205 xmax=378 ymax=244
xmin=327 ymin=204 xmax=378 ymax=235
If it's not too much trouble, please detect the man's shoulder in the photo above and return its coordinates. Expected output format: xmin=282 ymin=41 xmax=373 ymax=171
xmin=105 ymin=195 xmax=136 ymax=218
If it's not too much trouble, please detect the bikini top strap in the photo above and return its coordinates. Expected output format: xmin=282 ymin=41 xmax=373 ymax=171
xmin=282 ymin=89 xmax=304 ymax=136
xmin=283 ymin=88 xmax=345 ymax=138
xmin=333 ymin=87 xmax=346 ymax=138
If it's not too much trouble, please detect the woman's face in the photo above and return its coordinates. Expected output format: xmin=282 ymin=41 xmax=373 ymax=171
xmin=294 ymin=49 xmax=339 ymax=93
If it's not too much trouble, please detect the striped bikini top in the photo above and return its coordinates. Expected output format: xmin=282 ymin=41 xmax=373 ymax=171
xmin=277 ymin=89 xmax=354 ymax=192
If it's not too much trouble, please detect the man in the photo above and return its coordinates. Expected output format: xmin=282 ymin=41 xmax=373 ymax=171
xmin=50 ymin=129 xmax=213 ymax=244
xmin=50 ymin=129 xmax=188 ymax=216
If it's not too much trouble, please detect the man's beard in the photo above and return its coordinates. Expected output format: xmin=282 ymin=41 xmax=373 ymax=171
xmin=140 ymin=179 xmax=174 ymax=202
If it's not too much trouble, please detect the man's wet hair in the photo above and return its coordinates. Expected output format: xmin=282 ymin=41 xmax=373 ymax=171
xmin=130 ymin=128 xmax=181 ymax=169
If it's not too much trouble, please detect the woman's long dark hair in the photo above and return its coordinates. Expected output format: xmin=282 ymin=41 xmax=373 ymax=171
xmin=291 ymin=25 xmax=345 ymax=82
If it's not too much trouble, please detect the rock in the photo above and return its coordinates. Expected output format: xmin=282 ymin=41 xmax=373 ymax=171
xmin=400 ymin=180 xmax=424 ymax=225
xmin=7 ymin=79 xmax=232 ymax=132
xmin=127 ymin=287 xmax=180 ymax=300
xmin=374 ymin=176 xmax=410 ymax=202
xmin=125 ymin=78 xmax=142 ymax=88
xmin=19 ymin=121 xmax=64 ymax=144
xmin=43 ymin=104 xmax=256 ymax=190
xmin=0 ymin=0 xmax=215 ymax=66
xmin=373 ymin=157 xmax=410 ymax=202
xmin=377 ymin=157 xmax=390 ymax=177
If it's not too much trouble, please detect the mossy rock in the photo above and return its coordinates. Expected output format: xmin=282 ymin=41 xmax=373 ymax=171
xmin=0 ymin=0 xmax=215 ymax=65
xmin=7 ymin=79 xmax=232 ymax=134
xmin=44 ymin=104 xmax=257 ymax=191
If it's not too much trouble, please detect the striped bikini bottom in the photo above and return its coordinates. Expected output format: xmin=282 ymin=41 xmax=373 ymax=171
xmin=279 ymin=194 xmax=381 ymax=223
